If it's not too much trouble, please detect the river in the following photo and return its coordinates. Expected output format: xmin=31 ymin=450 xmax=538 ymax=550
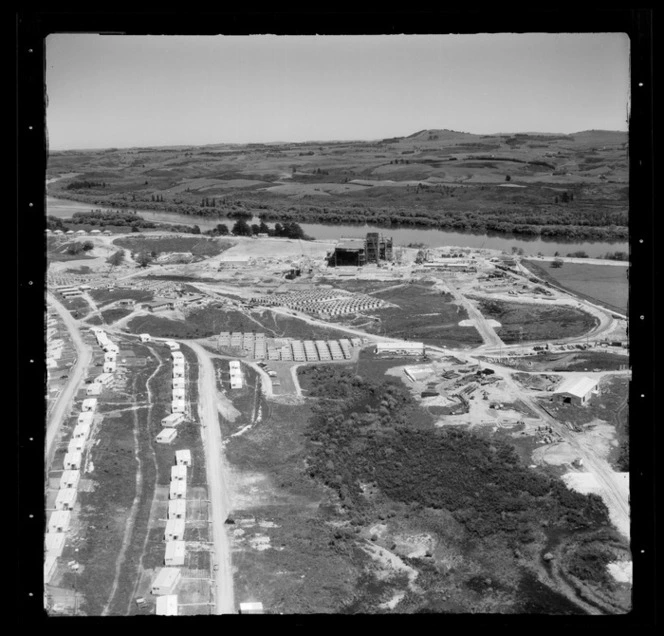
xmin=46 ymin=196 xmax=628 ymax=258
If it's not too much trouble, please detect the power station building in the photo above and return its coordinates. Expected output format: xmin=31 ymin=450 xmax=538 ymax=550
xmin=327 ymin=233 xmax=393 ymax=267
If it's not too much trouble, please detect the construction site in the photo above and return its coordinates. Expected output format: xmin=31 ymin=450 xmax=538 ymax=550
xmin=44 ymin=225 xmax=631 ymax=616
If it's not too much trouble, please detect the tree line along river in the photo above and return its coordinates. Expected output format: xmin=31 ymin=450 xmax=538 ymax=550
xmin=47 ymin=196 xmax=628 ymax=258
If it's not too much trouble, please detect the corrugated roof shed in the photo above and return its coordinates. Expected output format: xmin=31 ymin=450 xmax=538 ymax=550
xmin=554 ymin=376 xmax=598 ymax=398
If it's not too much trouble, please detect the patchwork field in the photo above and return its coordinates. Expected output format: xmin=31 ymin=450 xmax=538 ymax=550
xmin=46 ymin=129 xmax=628 ymax=241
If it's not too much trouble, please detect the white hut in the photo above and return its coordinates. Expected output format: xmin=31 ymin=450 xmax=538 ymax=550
xmin=166 ymin=341 xmax=180 ymax=351
xmin=172 ymin=377 xmax=185 ymax=389
xmin=156 ymin=594 xmax=178 ymax=616
xmin=44 ymin=556 xmax=58 ymax=584
xmin=86 ymin=383 xmax=103 ymax=396
xmin=73 ymin=422 xmax=90 ymax=440
xmin=55 ymin=487 xmax=77 ymax=511
xmin=172 ymin=387 xmax=186 ymax=401
xmin=81 ymin=398 xmax=97 ymax=412
xmin=104 ymin=351 xmax=117 ymax=363
xmin=161 ymin=413 xmax=185 ymax=428
xmin=175 ymin=449 xmax=192 ymax=467
xmin=103 ymin=360 xmax=117 ymax=373
xmin=68 ymin=438 xmax=85 ymax=453
xmin=156 ymin=428 xmax=178 ymax=444
xmin=172 ymin=351 xmax=185 ymax=362
xmin=171 ymin=400 xmax=185 ymax=414
xmin=239 ymin=602 xmax=265 ymax=614
xmin=63 ymin=451 xmax=82 ymax=470
xmin=151 ymin=568 xmax=181 ymax=596
xmin=60 ymin=470 xmax=81 ymax=489
xmin=164 ymin=541 xmax=186 ymax=567
xmin=45 ymin=531 xmax=66 ymax=558
xmin=171 ymin=465 xmax=187 ymax=482
xmin=169 ymin=480 xmax=187 ymax=500
xmin=48 ymin=510 xmax=71 ymax=533
xmin=77 ymin=411 xmax=94 ymax=427
xmin=94 ymin=372 xmax=114 ymax=386
xmin=164 ymin=518 xmax=185 ymax=542
xmin=139 ymin=333 xmax=151 ymax=342
xmin=167 ymin=499 xmax=186 ymax=520
xmin=172 ymin=367 xmax=185 ymax=379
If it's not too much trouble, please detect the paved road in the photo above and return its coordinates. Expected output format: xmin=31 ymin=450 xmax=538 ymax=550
xmin=188 ymin=341 xmax=235 ymax=614
xmin=46 ymin=293 xmax=93 ymax=466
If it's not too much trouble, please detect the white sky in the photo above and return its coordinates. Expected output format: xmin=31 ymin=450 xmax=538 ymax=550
xmin=45 ymin=33 xmax=630 ymax=150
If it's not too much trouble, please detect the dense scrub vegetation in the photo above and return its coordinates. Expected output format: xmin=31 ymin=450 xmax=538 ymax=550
xmin=300 ymin=365 xmax=610 ymax=546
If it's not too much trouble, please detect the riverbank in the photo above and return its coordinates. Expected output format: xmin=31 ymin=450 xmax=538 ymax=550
xmin=47 ymin=196 xmax=629 ymax=258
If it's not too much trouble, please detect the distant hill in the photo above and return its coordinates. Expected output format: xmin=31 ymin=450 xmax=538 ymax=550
xmin=570 ymin=130 xmax=628 ymax=144
xmin=404 ymin=129 xmax=477 ymax=142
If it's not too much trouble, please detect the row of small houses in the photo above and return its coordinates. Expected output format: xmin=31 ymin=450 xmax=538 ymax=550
xmin=150 ymin=449 xmax=193 ymax=615
xmin=156 ymin=341 xmax=187 ymax=445
xmin=45 ymin=331 xmax=122 ymax=585
xmin=47 ymin=229 xmax=113 ymax=236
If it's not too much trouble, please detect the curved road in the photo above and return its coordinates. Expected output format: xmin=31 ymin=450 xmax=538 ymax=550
xmin=46 ymin=293 xmax=93 ymax=466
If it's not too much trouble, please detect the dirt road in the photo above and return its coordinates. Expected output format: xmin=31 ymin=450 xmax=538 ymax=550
xmin=187 ymin=342 xmax=235 ymax=614
xmin=46 ymin=293 xmax=93 ymax=465
xmin=442 ymin=279 xmax=505 ymax=349
xmin=497 ymin=369 xmax=630 ymax=540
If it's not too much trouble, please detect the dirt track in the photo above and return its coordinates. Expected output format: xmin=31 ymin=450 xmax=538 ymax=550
xmin=188 ymin=341 xmax=235 ymax=614
xmin=46 ymin=292 xmax=93 ymax=464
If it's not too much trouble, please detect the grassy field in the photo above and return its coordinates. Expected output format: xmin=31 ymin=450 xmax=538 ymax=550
xmin=70 ymin=354 xmax=158 ymax=616
xmin=477 ymin=299 xmax=598 ymax=343
xmin=337 ymin=283 xmax=483 ymax=348
xmin=100 ymin=307 xmax=134 ymax=324
xmin=90 ymin=287 xmax=155 ymax=306
xmin=127 ymin=305 xmax=354 ymax=341
xmin=522 ymin=260 xmax=628 ymax=315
